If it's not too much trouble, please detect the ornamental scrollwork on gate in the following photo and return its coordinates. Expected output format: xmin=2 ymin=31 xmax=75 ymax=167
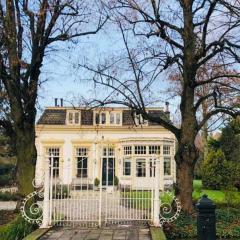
xmin=20 ymin=177 xmax=44 ymax=226
xmin=159 ymin=191 xmax=182 ymax=226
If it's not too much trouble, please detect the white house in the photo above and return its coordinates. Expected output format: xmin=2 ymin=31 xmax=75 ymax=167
xmin=35 ymin=104 xmax=176 ymax=190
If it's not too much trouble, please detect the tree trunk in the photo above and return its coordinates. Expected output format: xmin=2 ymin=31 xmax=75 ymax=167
xmin=175 ymin=148 xmax=197 ymax=214
xmin=15 ymin=127 xmax=36 ymax=198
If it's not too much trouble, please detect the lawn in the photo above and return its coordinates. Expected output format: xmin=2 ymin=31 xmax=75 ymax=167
xmin=121 ymin=180 xmax=240 ymax=210
xmin=193 ymin=180 xmax=240 ymax=206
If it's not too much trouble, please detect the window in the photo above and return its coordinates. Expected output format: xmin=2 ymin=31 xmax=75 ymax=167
xmin=149 ymin=158 xmax=156 ymax=177
xmin=123 ymin=146 xmax=132 ymax=155
xmin=47 ymin=148 xmax=60 ymax=177
xmin=149 ymin=145 xmax=161 ymax=155
xmin=123 ymin=159 xmax=131 ymax=176
xmin=76 ymin=147 xmax=88 ymax=178
xmin=164 ymin=157 xmax=171 ymax=175
xmin=163 ymin=145 xmax=171 ymax=155
xmin=101 ymin=113 xmax=106 ymax=124
xmin=75 ymin=112 xmax=79 ymax=124
xmin=68 ymin=111 xmax=80 ymax=124
xmin=103 ymin=147 xmax=115 ymax=156
xmin=110 ymin=113 xmax=115 ymax=124
xmin=116 ymin=113 xmax=121 ymax=124
xmin=135 ymin=146 xmax=146 ymax=154
xmin=136 ymin=159 xmax=146 ymax=177
xmin=95 ymin=113 xmax=100 ymax=124
xmin=68 ymin=112 xmax=73 ymax=124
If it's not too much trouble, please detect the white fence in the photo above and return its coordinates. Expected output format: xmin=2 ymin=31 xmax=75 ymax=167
xmin=41 ymin=157 xmax=161 ymax=228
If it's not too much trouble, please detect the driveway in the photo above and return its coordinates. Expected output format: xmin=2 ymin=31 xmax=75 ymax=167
xmin=39 ymin=226 xmax=151 ymax=240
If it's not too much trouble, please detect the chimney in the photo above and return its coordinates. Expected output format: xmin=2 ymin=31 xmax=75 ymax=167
xmin=55 ymin=98 xmax=58 ymax=107
xmin=165 ymin=102 xmax=170 ymax=113
xmin=60 ymin=98 xmax=63 ymax=107
xmin=165 ymin=102 xmax=170 ymax=120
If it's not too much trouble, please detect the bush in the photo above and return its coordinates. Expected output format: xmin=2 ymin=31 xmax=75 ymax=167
xmin=0 ymin=174 xmax=12 ymax=187
xmin=52 ymin=185 xmax=69 ymax=199
xmin=0 ymin=215 xmax=38 ymax=240
xmin=202 ymin=149 xmax=235 ymax=190
xmin=0 ymin=191 xmax=19 ymax=201
xmin=164 ymin=207 xmax=240 ymax=239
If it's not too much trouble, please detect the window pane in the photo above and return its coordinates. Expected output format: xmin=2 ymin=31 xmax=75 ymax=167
xmin=149 ymin=145 xmax=161 ymax=155
xmin=136 ymin=159 xmax=146 ymax=177
xmin=110 ymin=113 xmax=115 ymax=124
xmin=47 ymin=148 xmax=60 ymax=177
xmin=76 ymin=148 xmax=88 ymax=178
xmin=164 ymin=157 xmax=171 ymax=175
xmin=75 ymin=112 xmax=79 ymax=124
xmin=123 ymin=146 xmax=132 ymax=155
xmin=135 ymin=146 xmax=146 ymax=154
xmin=101 ymin=113 xmax=106 ymax=124
xmin=116 ymin=113 xmax=121 ymax=124
xmin=163 ymin=145 xmax=171 ymax=155
xmin=123 ymin=159 xmax=131 ymax=176
xmin=69 ymin=113 xmax=73 ymax=124
xmin=149 ymin=159 xmax=156 ymax=177
xmin=95 ymin=113 xmax=99 ymax=124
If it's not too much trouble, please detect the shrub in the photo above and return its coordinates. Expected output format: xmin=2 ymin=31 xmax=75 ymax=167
xmin=0 ymin=191 xmax=19 ymax=201
xmin=164 ymin=207 xmax=240 ymax=239
xmin=52 ymin=185 xmax=69 ymax=199
xmin=94 ymin=178 xmax=100 ymax=187
xmin=0 ymin=215 xmax=38 ymax=240
xmin=202 ymin=149 xmax=234 ymax=190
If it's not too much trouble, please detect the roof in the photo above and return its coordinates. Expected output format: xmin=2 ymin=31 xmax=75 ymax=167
xmin=37 ymin=107 xmax=170 ymax=126
xmin=37 ymin=109 xmax=66 ymax=125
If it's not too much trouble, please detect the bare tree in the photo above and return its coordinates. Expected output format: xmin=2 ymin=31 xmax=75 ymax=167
xmin=81 ymin=0 xmax=240 ymax=213
xmin=0 ymin=0 xmax=107 ymax=199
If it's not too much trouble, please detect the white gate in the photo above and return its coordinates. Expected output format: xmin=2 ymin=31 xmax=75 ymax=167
xmin=41 ymin=157 xmax=161 ymax=228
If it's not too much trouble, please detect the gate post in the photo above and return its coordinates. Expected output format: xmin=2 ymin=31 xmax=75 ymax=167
xmin=41 ymin=158 xmax=50 ymax=228
xmin=153 ymin=159 xmax=160 ymax=227
xmin=196 ymin=194 xmax=216 ymax=240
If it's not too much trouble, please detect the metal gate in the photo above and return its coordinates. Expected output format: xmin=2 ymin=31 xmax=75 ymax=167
xmin=41 ymin=157 xmax=161 ymax=228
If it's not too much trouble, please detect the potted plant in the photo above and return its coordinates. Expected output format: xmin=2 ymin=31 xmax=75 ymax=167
xmin=94 ymin=178 xmax=100 ymax=190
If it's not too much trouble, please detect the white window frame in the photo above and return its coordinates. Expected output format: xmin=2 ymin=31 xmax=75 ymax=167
xmin=164 ymin=157 xmax=171 ymax=176
xmin=46 ymin=147 xmax=60 ymax=177
xmin=163 ymin=145 xmax=171 ymax=155
xmin=136 ymin=158 xmax=146 ymax=177
xmin=76 ymin=147 xmax=88 ymax=178
xmin=123 ymin=158 xmax=131 ymax=176
xmin=149 ymin=145 xmax=161 ymax=155
xmin=67 ymin=111 xmax=80 ymax=125
xmin=134 ymin=145 xmax=147 ymax=155
xmin=123 ymin=146 xmax=132 ymax=155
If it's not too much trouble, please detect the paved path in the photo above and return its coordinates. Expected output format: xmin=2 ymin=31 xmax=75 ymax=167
xmin=0 ymin=201 xmax=17 ymax=210
xmin=39 ymin=226 xmax=151 ymax=240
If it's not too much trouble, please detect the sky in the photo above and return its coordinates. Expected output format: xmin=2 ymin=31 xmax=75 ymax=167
xmin=36 ymin=24 xmax=178 ymax=121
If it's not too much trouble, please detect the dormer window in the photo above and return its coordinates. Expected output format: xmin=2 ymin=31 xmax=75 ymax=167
xmin=67 ymin=111 xmax=80 ymax=125
xmin=109 ymin=112 xmax=121 ymax=125
xmin=95 ymin=112 xmax=106 ymax=125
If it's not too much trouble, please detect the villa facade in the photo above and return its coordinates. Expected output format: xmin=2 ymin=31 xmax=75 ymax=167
xmin=35 ymin=106 xmax=176 ymax=190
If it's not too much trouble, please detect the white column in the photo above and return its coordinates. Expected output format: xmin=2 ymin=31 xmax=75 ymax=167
xmin=153 ymin=159 xmax=160 ymax=227
xmin=93 ymin=143 xmax=97 ymax=180
xmin=160 ymin=155 xmax=164 ymax=191
xmin=40 ymin=158 xmax=50 ymax=228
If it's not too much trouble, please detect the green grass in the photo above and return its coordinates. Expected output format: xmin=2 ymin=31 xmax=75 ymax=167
xmin=0 ymin=215 xmax=38 ymax=240
xmin=193 ymin=180 xmax=240 ymax=206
